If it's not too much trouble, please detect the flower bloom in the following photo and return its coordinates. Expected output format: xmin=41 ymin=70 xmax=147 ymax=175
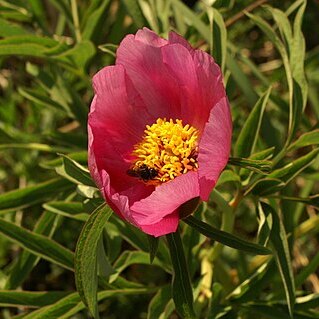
xmin=88 ymin=28 xmax=232 ymax=237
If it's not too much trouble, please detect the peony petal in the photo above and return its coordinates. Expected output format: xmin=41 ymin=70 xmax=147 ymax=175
xmin=198 ymin=97 xmax=232 ymax=200
xmin=161 ymin=44 xmax=202 ymax=128
xmin=88 ymin=122 xmax=103 ymax=190
xmin=139 ymin=211 xmax=179 ymax=237
xmin=193 ymin=50 xmax=226 ymax=129
xmin=116 ymin=34 xmax=181 ymax=119
xmin=193 ymin=50 xmax=226 ymax=111
xmin=130 ymin=171 xmax=199 ymax=225
xmin=168 ymin=31 xmax=194 ymax=53
xmin=161 ymin=44 xmax=227 ymax=131
xmin=135 ymin=27 xmax=168 ymax=47
xmin=92 ymin=64 xmax=153 ymax=141
xmin=89 ymin=65 xmax=154 ymax=192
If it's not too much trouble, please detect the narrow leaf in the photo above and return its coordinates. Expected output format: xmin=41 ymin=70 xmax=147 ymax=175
xmin=0 ymin=290 xmax=70 ymax=308
xmin=269 ymin=148 xmax=319 ymax=183
xmin=55 ymin=154 xmax=96 ymax=187
xmin=288 ymin=129 xmax=319 ymax=151
xmin=228 ymin=157 xmax=272 ymax=174
xmin=109 ymin=250 xmax=169 ymax=284
xmin=260 ymin=202 xmax=295 ymax=317
xmin=75 ymin=204 xmax=112 ymax=318
xmin=0 ymin=218 xmax=74 ymax=270
xmin=166 ymin=230 xmax=196 ymax=319
xmin=0 ymin=178 xmax=72 ymax=211
xmin=43 ymin=201 xmax=88 ymax=221
xmin=147 ymin=235 xmax=159 ymax=263
xmin=234 ymin=87 xmax=271 ymax=158
xmin=23 ymin=288 xmax=157 ymax=319
xmin=122 ymin=0 xmax=146 ymax=27
xmin=147 ymin=286 xmax=172 ymax=319
xmin=5 ymin=212 xmax=59 ymax=289
xmin=184 ymin=216 xmax=271 ymax=255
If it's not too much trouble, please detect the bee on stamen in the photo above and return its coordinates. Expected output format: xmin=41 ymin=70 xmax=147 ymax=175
xmin=127 ymin=164 xmax=158 ymax=182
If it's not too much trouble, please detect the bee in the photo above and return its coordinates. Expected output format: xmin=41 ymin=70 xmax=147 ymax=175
xmin=127 ymin=164 xmax=158 ymax=182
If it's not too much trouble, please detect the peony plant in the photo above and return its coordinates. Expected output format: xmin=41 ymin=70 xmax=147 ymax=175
xmin=88 ymin=28 xmax=232 ymax=237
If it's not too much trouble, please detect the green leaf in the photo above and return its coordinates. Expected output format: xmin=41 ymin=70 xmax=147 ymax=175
xmin=109 ymin=250 xmax=169 ymax=284
xmin=0 ymin=35 xmax=62 ymax=58
xmin=228 ymin=261 xmax=274 ymax=303
xmin=170 ymin=0 xmax=210 ymax=42
xmin=247 ymin=2 xmax=308 ymax=145
xmin=0 ymin=290 xmax=70 ymax=308
xmin=256 ymin=203 xmax=273 ymax=246
xmin=82 ymin=0 xmax=111 ymax=40
xmin=137 ymin=0 xmax=159 ymax=33
xmin=290 ymin=1 xmax=307 ymax=112
xmin=184 ymin=216 xmax=271 ymax=255
xmin=240 ymin=147 xmax=275 ymax=182
xmin=269 ymin=149 xmax=319 ymax=183
xmin=122 ymin=0 xmax=146 ymax=28
xmin=5 ymin=212 xmax=59 ymax=289
xmin=228 ymin=157 xmax=272 ymax=174
xmin=0 ymin=178 xmax=72 ymax=212
xmin=208 ymin=283 xmax=224 ymax=319
xmin=260 ymin=202 xmax=295 ymax=317
xmin=0 ymin=143 xmax=71 ymax=153
xmin=234 ymin=87 xmax=272 ymax=158
xmin=295 ymin=250 xmax=319 ymax=287
xmin=166 ymin=230 xmax=196 ymax=319
xmin=241 ymin=303 xmax=291 ymax=319
xmin=55 ymin=154 xmax=96 ymax=187
xmin=216 ymin=169 xmax=241 ymax=186
xmin=270 ymin=194 xmax=319 ymax=209
xmin=147 ymin=286 xmax=173 ymax=319
xmin=40 ymin=151 xmax=87 ymax=169
xmin=0 ymin=17 xmax=31 ymax=36
xmin=75 ymin=204 xmax=113 ymax=318
xmin=43 ymin=201 xmax=88 ymax=222
xmin=98 ymin=43 xmax=117 ymax=57
xmin=248 ymin=149 xmax=319 ymax=196
xmin=246 ymin=178 xmax=285 ymax=196
xmin=295 ymin=293 xmax=319 ymax=311
xmin=47 ymin=0 xmax=72 ymax=24
xmin=226 ymin=51 xmax=259 ymax=107
xmin=0 ymin=218 xmax=74 ymax=270
xmin=97 ymin=234 xmax=114 ymax=279
xmin=28 ymin=0 xmax=47 ymax=31
xmin=207 ymin=7 xmax=227 ymax=71
xmin=18 ymin=87 xmax=69 ymax=113
xmin=148 ymin=235 xmax=159 ymax=263
xmin=266 ymin=6 xmax=292 ymax=48
xmin=55 ymin=40 xmax=96 ymax=69
xmin=288 ymin=129 xmax=319 ymax=151
xmin=23 ymin=288 xmax=157 ymax=319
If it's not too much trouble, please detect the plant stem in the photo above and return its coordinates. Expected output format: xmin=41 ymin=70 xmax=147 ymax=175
xmin=70 ymin=0 xmax=82 ymax=43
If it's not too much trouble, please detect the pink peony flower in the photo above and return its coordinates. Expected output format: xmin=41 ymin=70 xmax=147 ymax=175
xmin=88 ymin=28 xmax=232 ymax=237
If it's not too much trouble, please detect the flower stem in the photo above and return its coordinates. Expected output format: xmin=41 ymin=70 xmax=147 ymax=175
xmin=70 ymin=0 xmax=82 ymax=43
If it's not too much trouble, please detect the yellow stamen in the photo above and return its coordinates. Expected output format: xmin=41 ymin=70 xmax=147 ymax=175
xmin=130 ymin=118 xmax=199 ymax=185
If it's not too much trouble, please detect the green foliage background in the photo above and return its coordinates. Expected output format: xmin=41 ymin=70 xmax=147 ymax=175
xmin=0 ymin=0 xmax=319 ymax=318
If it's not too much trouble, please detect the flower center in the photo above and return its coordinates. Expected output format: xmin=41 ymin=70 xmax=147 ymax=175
xmin=128 ymin=118 xmax=199 ymax=185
